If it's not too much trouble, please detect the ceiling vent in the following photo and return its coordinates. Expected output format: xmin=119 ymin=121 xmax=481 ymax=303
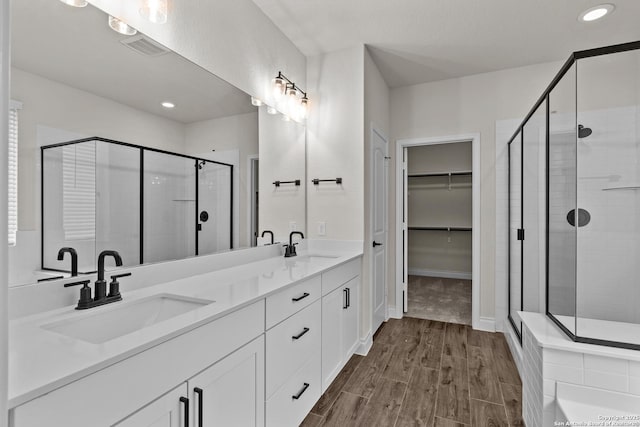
xmin=120 ymin=35 xmax=169 ymax=57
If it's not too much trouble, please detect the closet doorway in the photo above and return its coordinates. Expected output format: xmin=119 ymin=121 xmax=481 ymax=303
xmin=395 ymin=134 xmax=481 ymax=329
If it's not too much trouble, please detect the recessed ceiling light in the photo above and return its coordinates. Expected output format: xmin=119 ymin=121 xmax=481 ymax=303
xmin=161 ymin=102 xmax=175 ymax=109
xmin=579 ymin=4 xmax=615 ymax=22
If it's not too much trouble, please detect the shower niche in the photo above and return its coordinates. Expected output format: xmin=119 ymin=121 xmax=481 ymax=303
xmin=42 ymin=137 xmax=232 ymax=273
xmin=508 ymin=41 xmax=640 ymax=350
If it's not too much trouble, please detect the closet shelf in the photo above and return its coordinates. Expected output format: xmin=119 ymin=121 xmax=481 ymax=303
xmin=408 ymin=226 xmax=472 ymax=232
xmin=408 ymin=170 xmax=472 ymax=178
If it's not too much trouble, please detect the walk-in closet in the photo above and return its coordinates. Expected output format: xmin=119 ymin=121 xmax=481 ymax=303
xmin=406 ymin=141 xmax=472 ymax=324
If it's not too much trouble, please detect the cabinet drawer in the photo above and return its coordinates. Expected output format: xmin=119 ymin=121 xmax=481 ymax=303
xmin=321 ymin=258 xmax=361 ymax=295
xmin=266 ymin=299 xmax=321 ymax=398
xmin=266 ymin=275 xmax=321 ymax=329
xmin=266 ymin=350 xmax=321 ymax=427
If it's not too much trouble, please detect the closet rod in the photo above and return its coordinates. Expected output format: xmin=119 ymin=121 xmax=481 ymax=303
xmin=408 ymin=171 xmax=472 ymax=178
xmin=408 ymin=226 xmax=472 ymax=232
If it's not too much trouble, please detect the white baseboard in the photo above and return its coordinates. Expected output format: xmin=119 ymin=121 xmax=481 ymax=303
xmin=356 ymin=331 xmax=372 ymax=356
xmin=408 ymin=269 xmax=472 ymax=281
xmin=476 ymin=317 xmax=495 ymax=332
xmin=387 ymin=306 xmax=402 ymax=319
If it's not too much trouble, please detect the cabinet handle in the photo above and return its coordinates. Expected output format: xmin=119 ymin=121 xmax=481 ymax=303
xmin=347 ymin=287 xmax=351 ymax=308
xmin=179 ymin=396 xmax=189 ymax=427
xmin=292 ymin=292 xmax=310 ymax=302
xmin=292 ymin=383 xmax=310 ymax=400
xmin=343 ymin=288 xmax=348 ymax=309
xmin=194 ymin=387 xmax=204 ymax=427
xmin=292 ymin=327 xmax=310 ymax=340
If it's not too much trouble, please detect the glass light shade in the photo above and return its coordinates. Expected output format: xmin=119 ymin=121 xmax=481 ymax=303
xmin=108 ymin=16 xmax=138 ymax=36
xmin=286 ymin=86 xmax=298 ymax=97
xmin=273 ymin=77 xmax=286 ymax=98
xmin=299 ymin=98 xmax=309 ymax=118
xmin=266 ymin=106 xmax=278 ymax=115
xmin=140 ymin=0 xmax=168 ymax=24
xmin=59 ymin=0 xmax=88 ymax=7
xmin=251 ymin=97 xmax=263 ymax=107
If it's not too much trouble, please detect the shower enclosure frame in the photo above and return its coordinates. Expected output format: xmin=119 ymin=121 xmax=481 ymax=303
xmin=507 ymin=40 xmax=640 ymax=350
xmin=40 ymin=136 xmax=234 ymax=273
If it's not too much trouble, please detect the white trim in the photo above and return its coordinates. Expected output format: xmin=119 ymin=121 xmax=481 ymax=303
xmin=505 ymin=324 xmax=524 ymax=377
xmin=395 ymin=133 xmax=482 ymax=330
xmin=478 ymin=317 xmax=496 ymax=332
xmin=356 ymin=330 xmax=373 ymax=356
xmin=408 ymin=269 xmax=472 ymax=280
xmin=246 ymin=154 xmax=259 ymax=247
xmin=369 ymin=123 xmax=389 ymax=337
xmin=387 ymin=306 xmax=401 ymax=320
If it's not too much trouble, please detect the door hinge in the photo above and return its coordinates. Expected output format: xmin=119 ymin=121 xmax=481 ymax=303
xmin=517 ymin=228 xmax=525 ymax=241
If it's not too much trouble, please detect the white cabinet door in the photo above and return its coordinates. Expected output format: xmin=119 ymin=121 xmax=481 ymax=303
xmin=321 ymin=284 xmax=345 ymax=391
xmin=189 ymin=335 xmax=265 ymax=427
xmin=342 ymin=277 xmax=359 ymax=361
xmin=114 ymin=383 xmax=189 ymax=427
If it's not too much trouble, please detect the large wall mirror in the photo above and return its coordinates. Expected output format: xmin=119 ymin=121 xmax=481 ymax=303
xmin=8 ymin=0 xmax=306 ymax=286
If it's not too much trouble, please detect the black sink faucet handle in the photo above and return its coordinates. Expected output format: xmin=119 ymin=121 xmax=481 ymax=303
xmin=63 ymin=279 xmax=91 ymax=288
xmin=110 ymin=272 xmax=132 ymax=280
xmin=108 ymin=272 xmax=130 ymax=299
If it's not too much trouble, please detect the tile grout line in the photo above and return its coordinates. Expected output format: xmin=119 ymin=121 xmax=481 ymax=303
xmin=432 ymin=322 xmax=447 ymax=426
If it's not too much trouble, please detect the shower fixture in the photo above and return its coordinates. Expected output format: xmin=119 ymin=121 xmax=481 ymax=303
xmin=578 ymin=124 xmax=592 ymax=138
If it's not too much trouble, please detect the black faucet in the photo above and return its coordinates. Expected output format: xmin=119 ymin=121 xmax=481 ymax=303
xmin=284 ymin=231 xmax=304 ymax=258
xmin=66 ymin=250 xmax=129 ymax=310
xmin=57 ymin=247 xmax=78 ymax=277
xmin=95 ymin=250 xmax=123 ymax=301
xmin=261 ymin=230 xmax=274 ymax=245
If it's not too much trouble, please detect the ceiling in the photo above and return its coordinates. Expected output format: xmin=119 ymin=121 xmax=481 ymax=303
xmin=12 ymin=0 xmax=255 ymax=124
xmin=252 ymin=0 xmax=640 ymax=88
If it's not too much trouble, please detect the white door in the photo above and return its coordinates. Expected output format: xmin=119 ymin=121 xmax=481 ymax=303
xmin=371 ymin=127 xmax=388 ymax=331
xmin=114 ymin=383 xmax=189 ymax=427
xmin=189 ymin=336 xmax=265 ymax=427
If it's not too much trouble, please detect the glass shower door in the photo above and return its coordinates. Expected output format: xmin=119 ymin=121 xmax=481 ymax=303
xmin=508 ymin=131 xmax=523 ymax=339
xmin=197 ymin=160 xmax=232 ymax=255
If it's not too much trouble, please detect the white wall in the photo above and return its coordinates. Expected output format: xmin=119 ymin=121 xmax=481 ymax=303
xmin=1 ymin=0 xmax=9 ymax=422
xmin=87 ymin=0 xmax=306 ymax=113
xmin=363 ymin=48 xmax=390 ymax=336
xmin=391 ymin=60 xmax=564 ymax=322
xmin=306 ymin=46 xmax=365 ymax=241
xmin=258 ymin=106 xmax=306 ymax=242
xmin=185 ymin=112 xmax=259 ymax=247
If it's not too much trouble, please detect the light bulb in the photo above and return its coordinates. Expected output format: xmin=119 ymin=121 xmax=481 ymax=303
xmin=59 ymin=0 xmax=88 ymax=7
xmin=108 ymin=16 xmax=138 ymax=36
xmin=140 ymin=0 xmax=168 ymax=24
xmin=251 ymin=97 xmax=263 ymax=107
xmin=266 ymin=106 xmax=278 ymax=115
xmin=299 ymin=97 xmax=309 ymax=119
xmin=273 ymin=76 xmax=286 ymax=98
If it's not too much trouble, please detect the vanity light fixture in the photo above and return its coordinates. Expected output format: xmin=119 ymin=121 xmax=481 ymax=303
xmin=161 ymin=101 xmax=175 ymax=108
xmin=579 ymin=4 xmax=615 ymax=22
xmin=140 ymin=0 xmax=168 ymax=24
xmin=251 ymin=97 xmax=264 ymax=107
xmin=108 ymin=16 xmax=138 ymax=36
xmin=59 ymin=0 xmax=88 ymax=7
xmin=272 ymin=71 xmax=309 ymax=119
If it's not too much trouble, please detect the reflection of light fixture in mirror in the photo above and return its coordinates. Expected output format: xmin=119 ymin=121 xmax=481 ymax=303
xmin=59 ymin=0 xmax=88 ymax=7
xmin=579 ymin=4 xmax=615 ymax=22
xmin=108 ymin=16 xmax=138 ymax=36
xmin=140 ymin=0 xmax=168 ymax=24
xmin=251 ymin=97 xmax=263 ymax=107
xmin=266 ymin=106 xmax=278 ymax=115
xmin=300 ymin=96 xmax=309 ymax=119
xmin=282 ymin=115 xmax=291 ymax=122
xmin=161 ymin=101 xmax=175 ymax=109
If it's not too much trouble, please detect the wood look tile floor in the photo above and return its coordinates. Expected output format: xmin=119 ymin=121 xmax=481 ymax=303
xmin=301 ymin=317 xmax=523 ymax=427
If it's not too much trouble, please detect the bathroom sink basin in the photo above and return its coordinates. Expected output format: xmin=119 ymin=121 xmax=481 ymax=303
xmin=42 ymin=294 xmax=214 ymax=344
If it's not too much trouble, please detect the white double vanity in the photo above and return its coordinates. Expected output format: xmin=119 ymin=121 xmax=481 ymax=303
xmin=8 ymin=241 xmax=363 ymax=427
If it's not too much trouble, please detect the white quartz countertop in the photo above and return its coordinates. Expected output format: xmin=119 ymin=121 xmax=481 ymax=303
xmin=9 ymin=249 xmax=362 ymax=408
xmin=518 ymin=312 xmax=640 ymax=362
